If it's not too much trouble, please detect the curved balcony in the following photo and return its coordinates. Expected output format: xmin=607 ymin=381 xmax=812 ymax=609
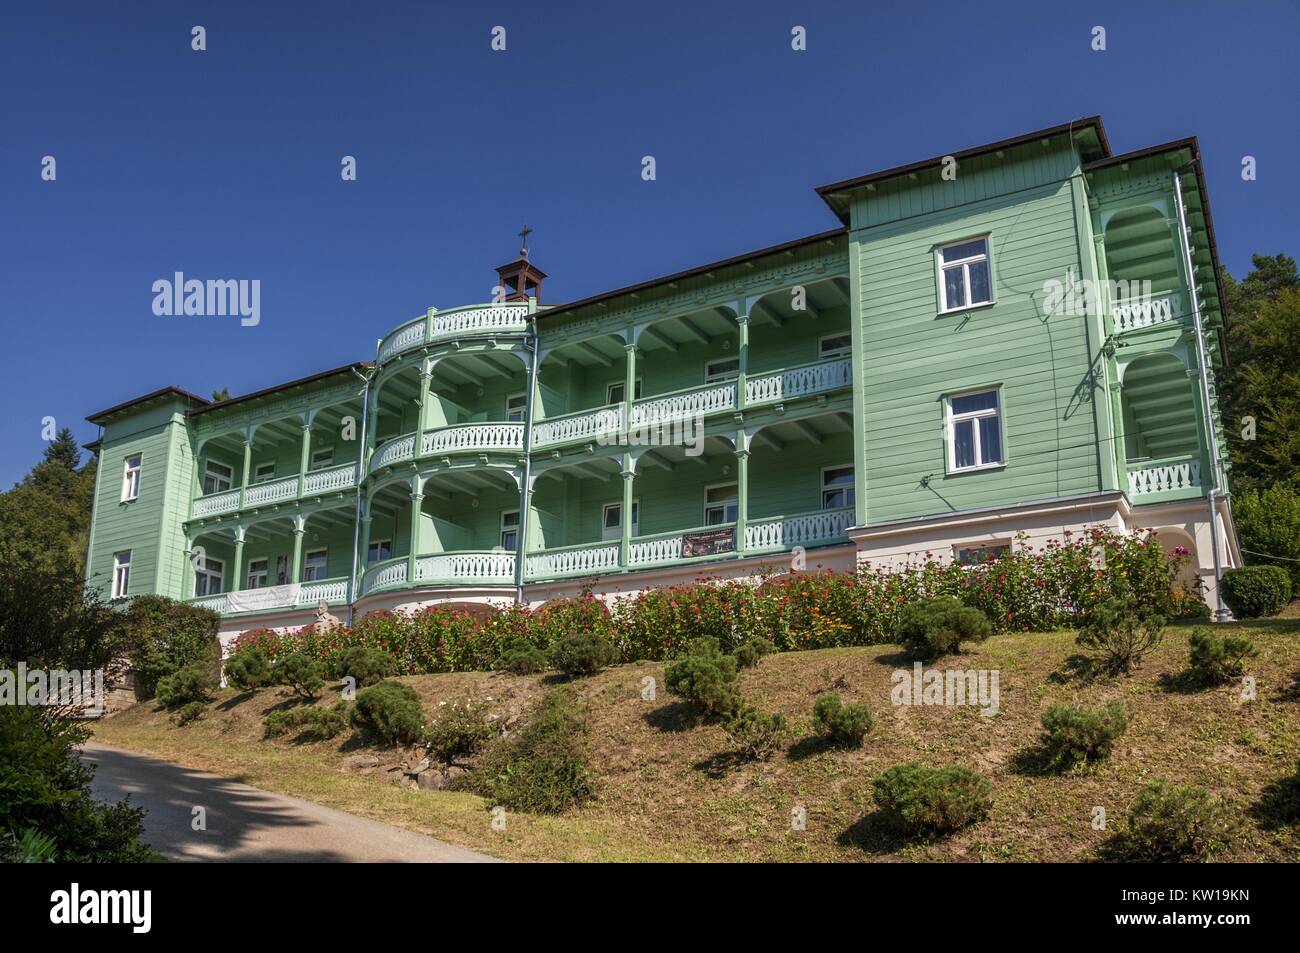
xmin=376 ymin=303 xmax=531 ymax=366
xmin=532 ymin=405 xmax=624 ymax=449
xmin=359 ymin=551 xmax=514 ymax=596
xmin=1111 ymin=293 xmax=1181 ymax=335
xmin=367 ymin=424 xmax=524 ymax=478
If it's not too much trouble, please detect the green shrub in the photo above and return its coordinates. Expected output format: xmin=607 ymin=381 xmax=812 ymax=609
xmin=154 ymin=661 xmax=217 ymax=709
xmin=271 ymin=651 xmax=324 ymax=699
xmin=263 ymin=701 xmax=351 ymax=741
xmin=1221 ymin=565 xmax=1292 ymax=619
xmin=1039 ymin=702 xmax=1126 ymax=769
xmin=1233 ymin=486 xmax=1300 ymax=594
xmin=548 ymin=632 xmax=618 ymax=677
xmin=494 ymin=638 xmax=549 ymax=675
xmin=465 ymin=686 xmax=593 ymax=814
xmin=334 ymin=645 xmax=398 ymax=687
xmin=224 ymin=647 xmax=271 ymax=691
xmin=427 ymin=699 xmax=497 ymax=763
xmin=663 ymin=637 xmax=742 ymax=720
xmin=724 ymin=707 xmax=787 ymax=760
xmin=349 ymin=680 xmax=423 ymax=745
xmin=1188 ymin=627 xmax=1257 ymax=684
xmin=872 ymin=762 xmax=991 ymax=835
xmin=812 ymin=693 xmax=873 ymax=748
xmin=263 ymin=709 xmax=299 ymax=738
xmin=896 ymin=597 xmax=992 ymax=661
xmin=1075 ymin=595 xmax=1163 ymax=675
xmin=733 ymin=636 xmax=776 ymax=669
xmin=170 ymin=700 xmax=207 ymax=726
xmin=122 ymin=594 xmax=221 ymax=696
xmin=1119 ymin=781 xmax=1232 ymax=861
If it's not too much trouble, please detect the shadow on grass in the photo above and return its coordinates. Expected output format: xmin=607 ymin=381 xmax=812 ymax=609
xmin=216 ymin=690 xmax=258 ymax=711
xmin=692 ymin=749 xmax=755 ymax=779
xmin=1250 ymin=770 xmax=1300 ymax=830
xmin=642 ymin=700 xmax=702 ymax=733
xmin=1047 ymin=654 xmax=1100 ymax=685
xmin=1275 ymin=671 xmax=1300 ymax=703
xmin=837 ymin=810 xmax=927 ymax=856
xmin=1156 ymin=669 xmax=1212 ymax=695
xmin=787 ymin=735 xmax=837 ymax=761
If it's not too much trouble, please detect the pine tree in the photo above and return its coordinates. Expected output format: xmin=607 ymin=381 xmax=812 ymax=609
xmin=41 ymin=426 xmax=82 ymax=471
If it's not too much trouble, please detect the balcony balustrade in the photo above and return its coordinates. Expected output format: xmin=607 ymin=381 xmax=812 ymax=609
xmin=1111 ymin=294 xmax=1178 ymax=334
xmin=1126 ymin=455 xmax=1202 ymax=499
xmin=745 ymin=357 xmax=852 ymax=406
xmin=376 ymin=303 xmax=531 ymax=365
xmin=190 ymin=463 xmax=358 ymax=519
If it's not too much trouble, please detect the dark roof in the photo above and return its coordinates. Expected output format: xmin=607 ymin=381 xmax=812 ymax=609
xmin=189 ymin=361 xmax=373 ymax=416
xmin=814 ymin=116 xmax=1111 ymax=220
xmin=86 ymin=386 xmax=209 ymax=425
xmin=537 ymin=226 xmax=848 ymax=322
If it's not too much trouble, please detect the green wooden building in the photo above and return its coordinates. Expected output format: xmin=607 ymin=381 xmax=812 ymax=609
xmin=84 ymin=117 xmax=1240 ymax=644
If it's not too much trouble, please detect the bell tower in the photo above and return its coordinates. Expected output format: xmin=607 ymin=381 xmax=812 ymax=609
xmin=495 ymin=225 xmax=546 ymax=304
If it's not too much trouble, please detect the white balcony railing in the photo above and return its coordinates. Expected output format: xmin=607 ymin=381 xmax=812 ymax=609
xmin=190 ymin=593 xmax=229 ymax=613
xmin=376 ymin=320 xmax=427 ymax=363
xmin=1127 ymin=456 xmax=1202 ymax=498
xmin=244 ymin=475 xmax=298 ymax=507
xmin=360 ymin=557 xmax=408 ymax=595
xmin=423 ymin=422 xmax=524 ymax=456
xmin=630 ymin=381 xmax=736 ymax=428
xmin=368 ymin=432 xmax=417 ymax=474
xmin=192 ymin=488 xmax=241 ymax=518
xmin=297 ymin=578 xmax=350 ymax=605
xmin=532 ymin=405 xmax=625 ymax=448
xmin=303 ymin=463 xmax=358 ymax=495
xmin=376 ymin=304 xmax=531 ymax=365
xmin=744 ymin=507 xmax=853 ymax=551
xmin=415 ymin=551 xmax=515 ymax=583
xmin=525 ymin=542 xmax=620 ymax=579
xmin=745 ymin=357 xmax=852 ymax=406
xmin=1112 ymin=295 xmax=1178 ymax=334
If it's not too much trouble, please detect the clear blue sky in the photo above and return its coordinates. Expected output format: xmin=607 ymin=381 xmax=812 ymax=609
xmin=2 ymin=0 xmax=1296 ymax=486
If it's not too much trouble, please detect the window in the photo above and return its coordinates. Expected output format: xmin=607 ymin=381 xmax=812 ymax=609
xmin=203 ymin=460 xmax=233 ymax=495
xmin=246 ymin=559 xmax=268 ymax=589
xmin=253 ymin=462 xmax=276 ymax=483
xmin=367 ymin=539 xmax=392 ymax=563
xmin=506 ymin=393 xmax=527 ymax=422
xmin=955 ymin=542 xmax=1011 ymax=567
xmin=304 ymin=549 xmax=328 ymax=581
xmin=195 ymin=556 xmax=224 ymax=597
xmin=601 ymin=501 xmax=640 ymax=541
xmin=946 ymin=388 xmax=1004 ymax=471
xmin=310 ymin=447 xmax=334 ymax=471
xmin=111 ymin=551 xmax=131 ymax=599
xmin=275 ymin=554 xmax=289 ymax=586
xmin=500 ymin=511 xmax=520 ymax=551
xmin=704 ymin=484 xmax=738 ymax=525
xmin=819 ymin=333 xmax=852 ymax=359
xmin=607 ymin=380 xmax=642 ymax=404
xmin=821 ymin=465 xmax=855 ymax=510
xmin=937 ymin=237 xmax=992 ymax=312
xmin=121 ymin=453 xmax=142 ymax=502
xmin=705 ymin=358 xmax=739 ymax=384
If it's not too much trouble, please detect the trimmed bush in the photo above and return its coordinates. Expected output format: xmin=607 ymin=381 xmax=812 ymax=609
xmin=1075 ymin=595 xmax=1163 ymax=675
xmin=349 ymin=680 xmax=423 ymax=745
xmin=733 ymin=636 xmax=777 ymax=669
xmin=1039 ymin=702 xmax=1127 ymax=769
xmin=663 ymin=637 xmax=742 ymax=720
xmin=154 ymin=662 xmax=217 ymax=709
xmin=464 ymin=686 xmax=593 ymax=814
xmin=1188 ymin=627 xmax=1257 ymax=684
xmin=271 ymin=651 xmax=324 ymax=700
xmin=1221 ymin=565 xmax=1291 ymax=619
xmin=548 ymin=632 xmax=618 ymax=677
xmin=170 ymin=700 xmax=207 ymax=726
xmin=1120 ymin=781 xmax=1232 ymax=862
xmin=872 ymin=762 xmax=991 ymax=835
xmin=224 ymin=647 xmax=271 ymax=691
xmin=812 ymin=693 xmax=873 ymax=748
xmin=494 ymin=638 xmax=549 ymax=675
xmin=724 ymin=707 xmax=787 ymax=760
xmin=896 ymin=597 xmax=991 ymax=661
xmin=334 ymin=645 xmax=397 ymax=687
xmin=263 ymin=702 xmax=352 ymax=741
xmin=427 ymin=699 xmax=497 ymax=763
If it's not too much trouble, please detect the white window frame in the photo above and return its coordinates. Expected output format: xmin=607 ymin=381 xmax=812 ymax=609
xmin=818 ymin=333 xmax=853 ymax=360
xmin=203 ymin=460 xmax=233 ymax=495
xmin=606 ymin=379 xmax=642 ymax=405
xmin=121 ymin=453 xmax=142 ymax=502
xmin=936 ymin=235 xmax=994 ymax=314
xmin=303 ymin=548 xmax=328 ymax=581
xmin=945 ymin=387 xmax=1005 ymax=473
xmin=703 ymin=483 xmax=738 ymax=525
xmin=500 ymin=510 xmax=520 ymax=551
xmin=195 ymin=556 xmax=224 ymax=596
xmin=820 ymin=464 xmax=855 ymax=510
xmin=253 ymin=461 xmax=276 ymax=484
xmin=246 ymin=558 xmax=268 ymax=590
xmin=367 ymin=539 xmax=392 ymax=564
xmin=309 ymin=447 xmax=334 ymax=471
xmin=601 ymin=500 xmax=640 ymax=541
xmin=506 ymin=392 xmax=527 ymax=423
xmin=111 ymin=551 xmax=131 ymax=600
xmin=705 ymin=358 xmax=740 ymax=385
xmin=955 ymin=541 xmax=1012 ymax=567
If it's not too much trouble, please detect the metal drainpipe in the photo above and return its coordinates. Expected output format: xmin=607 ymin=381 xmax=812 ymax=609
xmin=514 ymin=317 xmax=539 ymax=604
xmin=347 ymin=365 xmax=374 ymax=626
xmin=1172 ymin=164 xmax=1227 ymax=619
xmin=512 ymin=317 xmax=538 ymax=603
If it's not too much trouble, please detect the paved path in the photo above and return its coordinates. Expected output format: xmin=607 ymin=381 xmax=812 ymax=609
xmin=82 ymin=742 xmax=499 ymax=863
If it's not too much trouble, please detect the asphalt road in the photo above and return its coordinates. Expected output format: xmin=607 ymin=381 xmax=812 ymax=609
xmin=82 ymin=742 xmax=499 ymax=863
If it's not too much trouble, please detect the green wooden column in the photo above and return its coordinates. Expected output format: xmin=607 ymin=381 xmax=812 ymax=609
xmin=619 ymin=453 xmax=636 ymax=568
xmin=297 ymin=421 xmax=313 ymax=498
xmin=417 ymin=365 xmax=432 ymax=434
xmin=734 ymin=434 xmax=750 ymax=554
xmin=291 ymin=514 xmax=306 ymax=583
xmin=231 ymin=525 xmax=246 ymax=594
xmin=357 ymin=505 xmax=373 ymax=595
xmin=623 ymin=341 xmax=637 ymax=424
xmin=407 ymin=481 xmax=423 ymax=583
xmin=736 ymin=311 xmax=750 ymax=411
xmin=238 ymin=431 xmax=253 ymax=508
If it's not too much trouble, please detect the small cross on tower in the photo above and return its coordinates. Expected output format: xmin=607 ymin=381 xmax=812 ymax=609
xmin=518 ymin=224 xmax=533 ymax=259
xmin=496 ymin=227 xmax=547 ymax=304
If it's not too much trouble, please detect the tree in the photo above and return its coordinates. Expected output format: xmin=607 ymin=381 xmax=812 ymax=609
xmin=40 ymin=427 xmax=82 ymax=471
xmin=211 ymin=387 xmax=231 ymax=402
